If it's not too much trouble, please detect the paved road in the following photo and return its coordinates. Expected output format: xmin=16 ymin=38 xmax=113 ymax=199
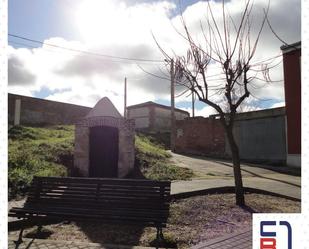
xmin=170 ymin=152 xmax=301 ymax=199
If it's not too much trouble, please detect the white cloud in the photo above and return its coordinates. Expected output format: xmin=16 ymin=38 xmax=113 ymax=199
xmin=8 ymin=0 xmax=300 ymax=113
xmin=181 ymin=104 xmax=218 ymax=118
xmin=270 ymin=101 xmax=285 ymax=108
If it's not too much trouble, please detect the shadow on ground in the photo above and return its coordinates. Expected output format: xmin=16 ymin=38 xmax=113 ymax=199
xmin=76 ymin=221 xmax=146 ymax=246
xmin=173 ymin=152 xmax=301 ymax=176
xmin=9 ymin=220 xmax=148 ymax=248
xmin=216 ymin=161 xmax=301 ymax=188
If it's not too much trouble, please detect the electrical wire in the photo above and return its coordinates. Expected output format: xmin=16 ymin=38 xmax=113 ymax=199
xmin=8 ymin=40 xmax=162 ymax=65
xmin=9 ymin=33 xmax=164 ymax=63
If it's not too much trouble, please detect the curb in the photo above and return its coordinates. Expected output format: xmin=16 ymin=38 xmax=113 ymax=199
xmin=170 ymin=186 xmax=301 ymax=202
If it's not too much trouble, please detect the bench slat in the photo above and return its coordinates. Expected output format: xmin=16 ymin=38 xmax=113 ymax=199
xmin=9 ymin=177 xmax=171 ymax=229
xmin=9 ymin=208 xmax=168 ymax=224
xmin=33 ymin=176 xmax=170 ymax=187
xmin=10 ymin=206 xmax=169 ymax=218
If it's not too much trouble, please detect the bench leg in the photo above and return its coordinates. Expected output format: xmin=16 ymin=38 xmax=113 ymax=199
xmin=159 ymin=228 xmax=164 ymax=241
xmin=156 ymin=227 xmax=165 ymax=242
xmin=36 ymin=222 xmax=43 ymax=237
xmin=14 ymin=227 xmax=24 ymax=247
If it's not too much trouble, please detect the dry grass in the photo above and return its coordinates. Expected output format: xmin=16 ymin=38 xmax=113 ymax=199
xmin=9 ymin=193 xmax=300 ymax=249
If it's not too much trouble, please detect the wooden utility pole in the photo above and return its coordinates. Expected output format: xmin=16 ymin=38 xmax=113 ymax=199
xmin=124 ymin=77 xmax=127 ymax=118
xmin=170 ymin=59 xmax=176 ymax=151
xmin=192 ymin=90 xmax=195 ymax=117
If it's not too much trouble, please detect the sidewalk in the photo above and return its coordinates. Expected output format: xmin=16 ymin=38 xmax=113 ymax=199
xmin=191 ymin=230 xmax=252 ymax=249
xmin=170 ymin=153 xmax=301 ymax=200
xmin=171 ymin=177 xmax=301 ymax=200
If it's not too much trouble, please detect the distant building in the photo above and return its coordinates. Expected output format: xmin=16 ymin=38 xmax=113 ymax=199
xmin=127 ymin=101 xmax=189 ymax=132
xmin=281 ymin=41 xmax=301 ymax=167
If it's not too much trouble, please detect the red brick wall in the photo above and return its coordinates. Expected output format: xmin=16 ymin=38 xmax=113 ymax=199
xmin=175 ymin=117 xmax=226 ymax=157
xmin=282 ymin=49 xmax=301 ymax=154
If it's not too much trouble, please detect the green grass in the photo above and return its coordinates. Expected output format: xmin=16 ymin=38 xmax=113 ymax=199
xmin=135 ymin=134 xmax=193 ymax=181
xmin=8 ymin=125 xmax=73 ymax=198
xmin=8 ymin=126 xmax=193 ymax=198
xmin=135 ymin=134 xmax=171 ymax=162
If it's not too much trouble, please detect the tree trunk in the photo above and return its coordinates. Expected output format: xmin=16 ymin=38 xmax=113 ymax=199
xmin=226 ymin=125 xmax=245 ymax=206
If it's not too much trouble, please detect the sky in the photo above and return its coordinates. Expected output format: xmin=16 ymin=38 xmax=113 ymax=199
xmin=8 ymin=0 xmax=301 ymax=117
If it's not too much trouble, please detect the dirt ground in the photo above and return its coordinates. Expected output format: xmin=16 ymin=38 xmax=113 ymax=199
xmin=9 ymin=193 xmax=300 ymax=249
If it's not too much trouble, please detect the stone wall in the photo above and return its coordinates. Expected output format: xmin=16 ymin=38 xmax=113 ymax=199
xmin=8 ymin=93 xmax=91 ymax=126
xmin=74 ymin=126 xmax=89 ymax=176
xmin=74 ymin=116 xmax=135 ymax=178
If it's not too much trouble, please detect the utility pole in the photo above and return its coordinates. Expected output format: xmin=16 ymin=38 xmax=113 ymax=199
xmin=170 ymin=59 xmax=176 ymax=152
xmin=124 ymin=77 xmax=127 ymax=118
xmin=192 ymin=90 xmax=195 ymax=117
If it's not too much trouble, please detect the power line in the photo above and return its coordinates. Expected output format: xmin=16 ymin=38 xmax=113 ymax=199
xmin=8 ymin=40 xmax=160 ymax=65
xmin=8 ymin=33 xmax=164 ymax=63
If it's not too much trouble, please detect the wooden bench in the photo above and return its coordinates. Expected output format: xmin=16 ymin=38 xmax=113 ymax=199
xmin=9 ymin=176 xmax=171 ymax=245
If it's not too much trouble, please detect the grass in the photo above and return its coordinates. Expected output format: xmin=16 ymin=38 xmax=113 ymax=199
xmin=10 ymin=193 xmax=300 ymax=249
xmin=8 ymin=126 xmax=193 ymax=198
xmin=135 ymin=134 xmax=193 ymax=181
xmin=8 ymin=125 xmax=73 ymax=198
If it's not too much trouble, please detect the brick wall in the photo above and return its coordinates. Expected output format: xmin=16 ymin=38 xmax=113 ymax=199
xmin=282 ymin=48 xmax=301 ymax=155
xmin=175 ymin=107 xmax=287 ymax=164
xmin=175 ymin=117 xmax=226 ymax=157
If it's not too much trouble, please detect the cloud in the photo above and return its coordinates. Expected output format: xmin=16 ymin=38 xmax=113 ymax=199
xmin=8 ymin=53 xmax=36 ymax=86
xmin=181 ymin=104 xmax=218 ymax=118
xmin=270 ymin=101 xmax=285 ymax=108
xmin=55 ymin=54 xmax=123 ymax=78
xmin=8 ymin=0 xmax=300 ymax=112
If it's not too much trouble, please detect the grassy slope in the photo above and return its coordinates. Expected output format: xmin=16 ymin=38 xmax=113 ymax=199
xmin=8 ymin=126 xmax=193 ymax=198
xmin=135 ymin=134 xmax=193 ymax=181
xmin=8 ymin=125 xmax=72 ymax=197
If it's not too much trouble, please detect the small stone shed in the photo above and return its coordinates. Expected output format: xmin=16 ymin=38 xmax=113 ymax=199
xmin=74 ymin=97 xmax=135 ymax=178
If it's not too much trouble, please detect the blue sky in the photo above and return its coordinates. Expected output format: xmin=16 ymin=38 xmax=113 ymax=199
xmin=8 ymin=0 xmax=301 ymax=116
xmin=9 ymin=0 xmax=82 ymax=43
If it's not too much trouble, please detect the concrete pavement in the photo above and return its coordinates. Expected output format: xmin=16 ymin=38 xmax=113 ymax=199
xmin=170 ymin=152 xmax=301 ymax=200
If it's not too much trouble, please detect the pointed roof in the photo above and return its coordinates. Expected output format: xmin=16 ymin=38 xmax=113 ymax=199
xmin=86 ymin=97 xmax=122 ymax=118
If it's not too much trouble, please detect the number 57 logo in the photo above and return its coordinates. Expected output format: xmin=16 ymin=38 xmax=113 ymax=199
xmin=260 ymin=221 xmax=292 ymax=249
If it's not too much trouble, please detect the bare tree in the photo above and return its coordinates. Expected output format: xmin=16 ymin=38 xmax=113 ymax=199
xmin=155 ymin=0 xmax=273 ymax=206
